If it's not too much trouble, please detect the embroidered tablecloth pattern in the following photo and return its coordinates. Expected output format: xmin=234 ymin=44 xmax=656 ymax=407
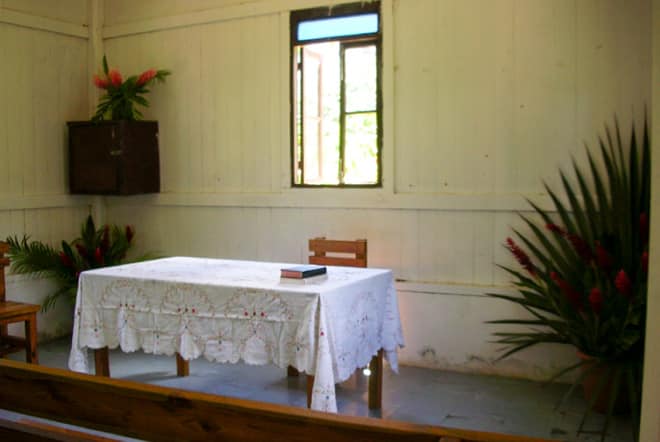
xmin=69 ymin=257 xmax=404 ymax=412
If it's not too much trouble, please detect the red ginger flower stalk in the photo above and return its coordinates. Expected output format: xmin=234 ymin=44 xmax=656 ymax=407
xmin=59 ymin=252 xmax=72 ymax=267
xmin=567 ymin=233 xmax=592 ymax=262
xmin=546 ymin=223 xmax=566 ymax=235
xmin=506 ymin=238 xmax=536 ymax=276
xmin=588 ymin=287 xmax=603 ymax=314
xmin=94 ymin=247 xmax=104 ymax=265
xmin=136 ymin=69 xmax=157 ymax=86
xmin=101 ymin=226 xmax=110 ymax=253
xmin=75 ymin=243 xmax=87 ymax=258
xmin=595 ymin=241 xmax=613 ymax=271
xmin=93 ymin=75 xmax=109 ymax=89
xmin=615 ymin=269 xmax=632 ymax=299
xmin=125 ymin=225 xmax=134 ymax=243
xmin=551 ymin=271 xmax=583 ymax=310
xmin=108 ymin=69 xmax=123 ymax=87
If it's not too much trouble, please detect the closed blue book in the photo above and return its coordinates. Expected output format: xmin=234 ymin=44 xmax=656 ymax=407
xmin=280 ymin=265 xmax=327 ymax=279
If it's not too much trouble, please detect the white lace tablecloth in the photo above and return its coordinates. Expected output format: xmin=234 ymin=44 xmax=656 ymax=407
xmin=68 ymin=257 xmax=404 ymax=412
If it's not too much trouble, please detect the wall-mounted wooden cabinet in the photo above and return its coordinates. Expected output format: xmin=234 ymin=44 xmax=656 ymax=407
xmin=67 ymin=121 xmax=160 ymax=195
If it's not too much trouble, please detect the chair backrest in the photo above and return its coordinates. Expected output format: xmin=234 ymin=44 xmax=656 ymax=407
xmin=0 ymin=242 xmax=9 ymax=303
xmin=308 ymin=237 xmax=367 ymax=268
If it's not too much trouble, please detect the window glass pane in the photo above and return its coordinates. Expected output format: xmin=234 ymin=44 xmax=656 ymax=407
xmin=345 ymin=45 xmax=377 ymax=113
xmin=298 ymin=42 xmax=341 ymax=185
xmin=343 ymin=112 xmax=378 ymax=184
xmin=297 ymin=13 xmax=378 ymax=42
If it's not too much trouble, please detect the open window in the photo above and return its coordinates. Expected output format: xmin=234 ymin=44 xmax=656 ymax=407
xmin=291 ymin=2 xmax=382 ymax=187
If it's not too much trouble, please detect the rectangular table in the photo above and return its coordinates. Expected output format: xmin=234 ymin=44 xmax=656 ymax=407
xmin=68 ymin=257 xmax=404 ymax=412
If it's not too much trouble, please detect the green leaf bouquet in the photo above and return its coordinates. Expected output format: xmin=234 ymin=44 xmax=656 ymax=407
xmin=488 ymin=117 xmax=649 ymax=440
xmin=91 ymin=55 xmax=170 ymax=122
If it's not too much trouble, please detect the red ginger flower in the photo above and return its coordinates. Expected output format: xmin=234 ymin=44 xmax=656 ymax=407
xmin=506 ymin=238 xmax=536 ymax=276
xmin=93 ymin=74 xmax=109 ymax=89
xmin=94 ymin=247 xmax=104 ymax=265
xmin=550 ymin=271 xmax=583 ymax=310
xmin=125 ymin=225 xmax=134 ymax=243
xmin=101 ymin=226 xmax=110 ymax=253
xmin=614 ymin=269 xmax=632 ymax=299
xmin=642 ymin=251 xmax=648 ymax=274
xmin=546 ymin=223 xmax=566 ymax=235
xmin=136 ymin=69 xmax=157 ymax=86
xmin=59 ymin=252 xmax=72 ymax=267
xmin=567 ymin=233 xmax=592 ymax=262
xmin=108 ymin=69 xmax=123 ymax=87
xmin=595 ymin=241 xmax=613 ymax=271
xmin=589 ymin=287 xmax=603 ymax=314
xmin=75 ymin=243 xmax=87 ymax=258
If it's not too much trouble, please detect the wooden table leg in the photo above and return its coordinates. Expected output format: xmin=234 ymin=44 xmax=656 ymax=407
xmin=368 ymin=349 xmax=383 ymax=410
xmin=94 ymin=347 xmax=110 ymax=377
xmin=306 ymin=375 xmax=315 ymax=409
xmin=176 ymin=353 xmax=189 ymax=377
xmin=287 ymin=365 xmax=300 ymax=377
xmin=24 ymin=315 xmax=38 ymax=364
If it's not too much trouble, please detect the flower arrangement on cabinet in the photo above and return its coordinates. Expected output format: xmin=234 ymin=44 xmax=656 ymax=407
xmin=91 ymin=55 xmax=171 ymax=122
xmin=487 ymin=117 xmax=649 ymax=441
xmin=6 ymin=215 xmax=141 ymax=311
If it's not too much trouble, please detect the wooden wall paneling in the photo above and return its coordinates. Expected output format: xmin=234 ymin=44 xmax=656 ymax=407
xmin=178 ymin=27 xmax=202 ymax=193
xmin=200 ymin=24 xmax=219 ymax=193
xmin=218 ymin=19 xmax=243 ymax=193
xmin=270 ymin=12 xmax=284 ymax=193
xmin=255 ymin=207 xmax=274 ymax=262
xmin=576 ymin=0 xmax=651 ymax=139
xmin=472 ymin=211 xmax=496 ymax=286
xmin=0 ymin=210 xmax=23 ymax=239
xmin=362 ymin=209 xmax=404 ymax=271
xmin=393 ymin=0 xmax=436 ymax=194
xmin=23 ymin=30 xmax=38 ymax=196
xmin=452 ymin=212 xmax=478 ymax=284
xmin=34 ymin=30 xmax=58 ymax=194
xmin=512 ymin=0 xmax=577 ymax=194
xmin=6 ymin=26 xmax=31 ymax=196
xmin=576 ymin=0 xmax=620 ymax=143
xmin=447 ymin=0 xmax=499 ymax=194
xmin=416 ymin=211 xmax=445 ymax=283
xmin=492 ymin=0 xmax=516 ymax=195
xmin=269 ymin=208 xmax=306 ymax=264
xmin=241 ymin=15 xmax=257 ymax=192
xmin=0 ymin=24 xmax=7 ymax=196
xmin=2 ymin=0 xmax=88 ymax=25
xmin=261 ymin=13 xmax=280 ymax=193
xmin=396 ymin=210 xmax=419 ymax=281
xmin=59 ymin=37 xmax=87 ymax=191
xmin=432 ymin=0 xmax=456 ymax=194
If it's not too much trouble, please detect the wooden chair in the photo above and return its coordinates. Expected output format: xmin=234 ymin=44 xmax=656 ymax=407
xmin=0 ymin=241 xmax=39 ymax=364
xmin=289 ymin=237 xmax=382 ymax=410
xmin=308 ymin=237 xmax=367 ymax=268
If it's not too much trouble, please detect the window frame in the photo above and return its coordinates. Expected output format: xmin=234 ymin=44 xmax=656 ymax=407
xmin=290 ymin=1 xmax=383 ymax=188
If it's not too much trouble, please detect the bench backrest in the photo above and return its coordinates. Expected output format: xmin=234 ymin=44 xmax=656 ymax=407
xmin=0 ymin=359 xmax=561 ymax=442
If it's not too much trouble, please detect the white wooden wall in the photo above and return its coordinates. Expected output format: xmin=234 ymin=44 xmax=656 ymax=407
xmin=0 ymin=0 xmax=654 ymax=381
xmin=99 ymin=0 xmax=652 ymax=379
xmin=0 ymin=0 xmax=92 ymax=339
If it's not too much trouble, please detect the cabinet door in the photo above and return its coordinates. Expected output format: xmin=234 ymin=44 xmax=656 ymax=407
xmin=69 ymin=123 xmax=120 ymax=194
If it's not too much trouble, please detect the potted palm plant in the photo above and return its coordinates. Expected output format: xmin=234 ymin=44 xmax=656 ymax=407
xmin=6 ymin=215 xmax=137 ymax=311
xmin=488 ymin=117 xmax=649 ymax=442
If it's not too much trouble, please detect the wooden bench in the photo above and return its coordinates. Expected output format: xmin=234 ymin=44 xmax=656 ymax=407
xmin=0 ymin=359 xmax=561 ymax=442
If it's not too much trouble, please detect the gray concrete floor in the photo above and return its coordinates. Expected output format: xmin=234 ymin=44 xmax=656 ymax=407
xmin=7 ymin=337 xmax=634 ymax=442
